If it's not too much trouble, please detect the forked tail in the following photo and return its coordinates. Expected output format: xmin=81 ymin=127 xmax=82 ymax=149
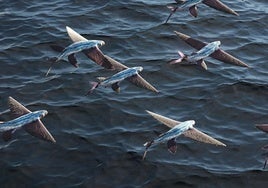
xmin=165 ymin=6 xmax=179 ymax=23
xmin=264 ymin=158 xmax=268 ymax=169
xmin=169 ymin=51 xmax=186 ymax=64
xmin=142 ymin=140 xmax=154 ymax=160
xmin=85 ymin=82 xmax=99 ymax=95
xmin=45 ymin=57 xmax=58 ymax=76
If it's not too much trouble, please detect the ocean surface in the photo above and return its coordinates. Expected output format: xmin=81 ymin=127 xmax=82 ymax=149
xmin=0 ymin=0 xmax=267 ymax=187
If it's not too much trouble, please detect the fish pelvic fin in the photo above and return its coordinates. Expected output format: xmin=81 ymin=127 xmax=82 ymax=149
xmin=189 ymin=5 xmax=198 ymax=18
xmin=197 ymin=60 xmax=208 ymax=70
xmin=169 ymin=51 xmax=186 ymax=64
xmin=86 ymin=82 xmax=99 ymax=95
xmin=111 ymin=82 xmax=120 ymax=93
xmin=167 ymin=138 xmax=177 ymax=154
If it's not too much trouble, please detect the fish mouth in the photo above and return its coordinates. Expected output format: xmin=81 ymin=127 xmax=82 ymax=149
xmin=100 ymin=41 xmax=105 ymax=46
xmin=41 ymin=110 xmax=48 ymax=118
xmin=215 ymin=41 xmax=221 ymax=47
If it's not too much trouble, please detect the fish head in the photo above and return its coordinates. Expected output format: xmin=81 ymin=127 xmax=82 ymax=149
xmin=97 ymin=40 xmax=105 ymax=47
xmin=134 ymin=66 xmax=143 ymax=72
xmin=213 ymin=41 xmax=221 ymax=49
xmin=35 ymin=110 xmax=48 ymax=119
xmin=185 ymin=120 xmax=195 ymax=129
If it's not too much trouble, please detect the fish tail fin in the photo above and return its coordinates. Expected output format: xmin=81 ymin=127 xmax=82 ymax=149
xmin=85 ymin=82 xmax=99 ymax=95
xmin=142 ymin=150 xmax=148 ymax=161
xmin=165 ymin=6 xmax=179 ymax=23
xmin=143 ymin=140 xmax=153 ymax=148
xmin=142 ymin=140 xmax=154 ymax=160
xmin=45 ymin=57 xmax=58 ymax=76
xmin=264 ymin=158 xmax=268 ymax=169
xmin=167 ymin=5 xmax=178 ymax=13
xmin=169 ymin=51 xmax=186 ymax=64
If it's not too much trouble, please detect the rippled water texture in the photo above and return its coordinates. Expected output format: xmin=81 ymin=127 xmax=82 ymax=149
xmin=0 ymin=0 xmax=267 ymax=187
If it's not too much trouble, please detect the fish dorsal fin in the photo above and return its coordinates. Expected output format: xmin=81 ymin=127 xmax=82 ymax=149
xmin=167 ymin=138 xmax=177 ymax=154
xmin=111 ymin=82 xmax=120 ymax=93
xmin=189 ymin=5 xmax=198 ymax=17
xmin=24 ymin=120 xmax=56 ymax=143
xmin=8 ymin=97 xmax=31 ymax=119
xmin=146 ymin=110 xmax=180 ymax=128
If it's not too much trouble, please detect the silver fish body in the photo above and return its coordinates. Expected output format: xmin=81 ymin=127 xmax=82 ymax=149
xmin=187 ymin=41 xmax=221 ymax=62
xmin=57 ymin=40 xmax=105 ymax=61
xmin=100 ymin=66 xmax=143 ymax=87
xmin=153 ymin=120 xmax=195 ymax=144
xmin=0 ymin=110 xmax=48 ymax=132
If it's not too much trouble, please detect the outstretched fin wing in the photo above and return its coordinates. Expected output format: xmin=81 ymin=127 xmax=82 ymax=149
xmin=210 ymin=49 xmax=249 ymax=67
xmin=183 ymin=127 xmax=226 ymax=146
xmin=8 ymin=97 xmax=56 ymax=143
xmin=66 ymin=26 xmax=127 ymax=70
xmin=24 ymin=120 xmax=56 ymax=143
xmin=202 ymin=0 xmax=239 ymax=16
xmin=146 ymin=110 xmax=180 ymax=128
xmin=256 ymin=124 xmax=268 ymax=133
xmin=127 ymin=74 xmax=159 ymax=93
xmin=174 ymin=31 xmax=248 ymax=67
xmin=8 ymin=96 xmax=31 ymax=118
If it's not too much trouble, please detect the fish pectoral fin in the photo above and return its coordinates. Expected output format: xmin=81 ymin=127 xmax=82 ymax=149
xmin=24 ymin=120 xmax=56 ymax=143
xmin=8 ymin=97 xmax=31 ymax=119
xmin=68 ymin=54 xmax=78 ymax=68
xmin=167 ymin=138 xmax=177 ymax=154
xmin=189 ymin=5 xmax=198 ymax=17
xmin=111 ymin=82 xmax=120 ymax=93
xmin=183 ymin=127 xmax=226 ymax=146
xmin=2 ymin=129 xmax=15 ymax=141
xmin=146 ymin=110 xmax=180 ymax=128
xmin=197 ymin=60 xmax=208 ymax=70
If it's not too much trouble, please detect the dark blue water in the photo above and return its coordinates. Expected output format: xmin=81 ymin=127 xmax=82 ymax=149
xmin=0 ymin=0 xmax=267 ymax=187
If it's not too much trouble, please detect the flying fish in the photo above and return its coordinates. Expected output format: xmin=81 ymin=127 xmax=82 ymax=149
xmin=166 ymin=0 xmax=239 ymax=23
xmin=0 ymin=97 xmax=56 ymax=143
xmin=142 ymin=110 xmax=226 ymax=160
